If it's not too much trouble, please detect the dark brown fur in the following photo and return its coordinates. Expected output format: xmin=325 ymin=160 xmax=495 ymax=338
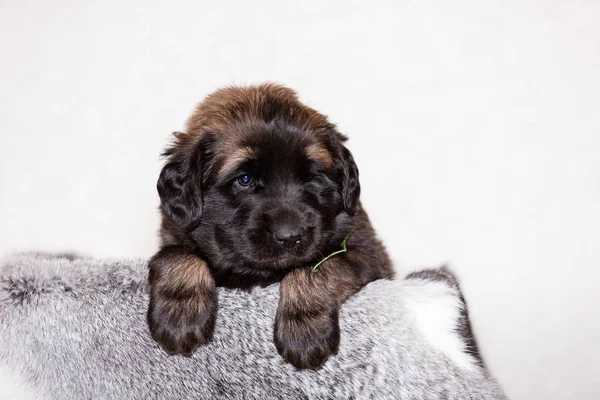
xmin=147 ymin=83 xmax=394 ymax=369
xmin=148 ymin=247 xmax=217 ymax=356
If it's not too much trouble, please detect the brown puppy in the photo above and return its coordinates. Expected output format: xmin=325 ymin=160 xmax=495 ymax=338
xmin=147 ymin=84 xmax=394 ymax=369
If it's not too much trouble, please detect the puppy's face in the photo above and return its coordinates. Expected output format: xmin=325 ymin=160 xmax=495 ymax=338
xmin=157 ymin=85 xmax=359 ymax=271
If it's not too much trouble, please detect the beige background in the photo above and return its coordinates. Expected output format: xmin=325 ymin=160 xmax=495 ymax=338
xmin=1 ymin=1 xmax=599 ymax=398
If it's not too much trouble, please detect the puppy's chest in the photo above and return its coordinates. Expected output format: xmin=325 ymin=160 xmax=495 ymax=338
xmin=211 ymin=265 xmax=289 ymax=290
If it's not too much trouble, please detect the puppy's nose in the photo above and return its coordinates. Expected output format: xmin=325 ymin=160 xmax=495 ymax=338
xmin=273 ymin=224 xmax=302 ymax=247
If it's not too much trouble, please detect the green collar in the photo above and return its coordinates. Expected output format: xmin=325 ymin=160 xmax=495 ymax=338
xmin=311 ymin=229 xmax=354 ymax=273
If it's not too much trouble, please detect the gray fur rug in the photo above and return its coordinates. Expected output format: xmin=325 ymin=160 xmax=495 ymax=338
xmin=0 ymin=253 xmax=506 ymax=399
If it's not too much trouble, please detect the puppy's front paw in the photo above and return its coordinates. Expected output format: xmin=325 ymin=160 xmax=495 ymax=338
xmin=147 ymin=289 xmax=217 ymax=356
xmin=274 ymin=306 xmax=340 ymax=370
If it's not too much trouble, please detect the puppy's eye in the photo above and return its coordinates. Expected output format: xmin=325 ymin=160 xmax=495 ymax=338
xmin=235 ymin=174 xmax=255 ymax=187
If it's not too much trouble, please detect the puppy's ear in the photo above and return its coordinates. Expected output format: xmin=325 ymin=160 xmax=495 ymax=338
xmin=157 ymin=134 xmax=214 ymax=230
xmin=331 ymin=131 xmax=361 ymax=215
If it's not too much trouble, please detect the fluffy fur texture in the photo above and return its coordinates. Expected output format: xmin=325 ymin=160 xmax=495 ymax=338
xmin=0 ymin=254 xmax=506 ymax=399
xmin=149 ymin=84 xmax=394 ymax=369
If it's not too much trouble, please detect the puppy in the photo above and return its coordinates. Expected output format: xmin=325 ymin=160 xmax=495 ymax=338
xmin=147 ymin=84 xmax=394 ymax=369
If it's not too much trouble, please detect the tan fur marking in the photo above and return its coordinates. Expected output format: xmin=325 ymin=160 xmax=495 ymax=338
xmin=280 ymin=258 xmax=359 ymax=312
xmin=306 ymin=143 xmax=333 ymax=168
xmin=217 ymin=146 xmax=255 ymax=179
xmin=157 ymin=254 xmax=214 ymax=293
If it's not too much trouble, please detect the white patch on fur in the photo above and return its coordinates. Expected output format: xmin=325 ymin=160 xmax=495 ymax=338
xmin=402 ymin=278 xmax=477 ymax=371
xmin=0 ymin=364 xmax=48 ymax=400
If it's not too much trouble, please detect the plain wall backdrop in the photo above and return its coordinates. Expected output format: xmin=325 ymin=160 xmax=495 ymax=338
xmin=1 ymin=0 xmax=599 ymax=398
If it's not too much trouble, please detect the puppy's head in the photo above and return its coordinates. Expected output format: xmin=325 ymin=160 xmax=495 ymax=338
xmin=157 ymin=84 xmax=360 ymax=269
